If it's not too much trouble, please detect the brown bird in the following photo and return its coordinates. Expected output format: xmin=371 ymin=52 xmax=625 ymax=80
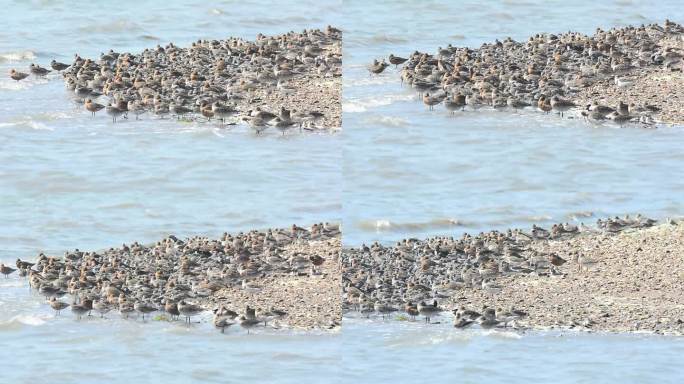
xmin=85 ymin=99 xmax=105 ymax=116
xmin=309 ymin=255 xmax=325 ymax=266
xmin=537 ymin=96 xmax=552 ymax=113
xmin=165 ymin=301 xmax=180 ymax=320
xmin=405 ymin=302 xmax=419 ymax=320
xmin=0 ymin=263 xmax=17 ymax=278
xmin=549 ymin=253 xmax=567 ymax=266
xmin=9 ymin=69 xmax=29 ymax=81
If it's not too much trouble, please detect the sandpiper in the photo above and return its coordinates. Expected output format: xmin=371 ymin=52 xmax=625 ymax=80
xmin=178 ymin=300 xmax=203 ymax=324
xmin=213 ymin=310 xmax=235 ymax=333
xmin=169 ymin=103 xmax=192 ymax=119
xmin=50 ymin=60 xmax=70 ymax=71
xmin=405 ymin=302 xmax=419 ymax=320
xmin=417 ymin=300 xmax=442 ymax=323
xmin=422 ymin=93 xmax=442 ymax=110
xmin=239 ymin=315 xmax=261 ymax=334
xmin=211 ymin=102 xmax=237 ymax=124
xmin=374 ymin=302 xmax=398 ymax=320
xmin=537 ymin=96 xmax=552 ymax=114
xmin=0 ymin=263 xmax=16 ymax=278
xmin=165 ymin=301 xmax=180 ymax=321
xmin=444 ymin=94 xmax=466 ymax=113
xmin=85 ymin=99 xmax=105 ymax=116
xmin=388 ymin=54 xmax=408 ymax=68
xmin=550 ymin=96 xmax=576 ymax=117
xmin=49 ymin=297 xmax=69 ymax=316
xmin=71 ymin=300 xmax=89 ymax=320
xmin=134 ymin=301 xmax=157 ymax=321
xmin=105 ymin=103 xmax=124 ymax=123
xmin=9 ymin=69 xmax=29 ymax=81
xmin=29 ymin=63 xmax=51 ymax=76
xmin=369 ymin=59 xmax=389 ymax=75
xmin=93 ymin=300 xmax=111 ymax=318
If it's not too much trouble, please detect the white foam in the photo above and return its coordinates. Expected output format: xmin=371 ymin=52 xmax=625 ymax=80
xmin=0 ymin=50 xmax=37 ymax=62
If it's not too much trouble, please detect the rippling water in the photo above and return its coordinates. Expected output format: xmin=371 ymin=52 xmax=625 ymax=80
xmin=3 ymin=0 xmax=684 ymax=381
xmin=341 ymin=2 xmax=684 ymax=381
xmin=0 ymin=1 xmax=341 ymax=382
xmin=342 ymin=316 xmax=684 ymax=383
xmin=343 ymin=0 xmax=684 ymax=245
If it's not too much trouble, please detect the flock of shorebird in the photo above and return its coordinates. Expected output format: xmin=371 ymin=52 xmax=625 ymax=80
xmin=8 ymin=26 xmax=341 ymax=133
xmin=1 ymin=223 xmax=339 ymax=333
xmin=369 ymin=20 xmax=684 ymax=125
xmin=342 ymin=215 xmax=659 ymax=328
xmin=365 ymin=299 xmax=529 ymax=330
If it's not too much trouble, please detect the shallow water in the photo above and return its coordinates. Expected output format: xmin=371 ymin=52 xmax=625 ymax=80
xmin=0 ymin=1 xmax=341 ymax=382
xmin=342 ymin=315 xmax=684 ymax=383
xmin=0 ymin=275 xmax=341 ymax=384
xmin=343 ymin=0 xmax=684 ymax=245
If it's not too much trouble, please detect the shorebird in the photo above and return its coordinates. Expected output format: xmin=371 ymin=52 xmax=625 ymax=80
xmin=50 ymin=60 xmax=70 ymax=71
xmin=453 ymin=313 xmax=475 ymax=329
xmin=178 ymin=300 xmax=203 ymax=324
xmin=119 ymin=298 xmax=135 ymax=319
xmin=165 ymin=301 xmax=180 ymax=321
xmin=93 ymin=300 xmax=111 ymax=318
xmin=38 ymin=285 xmax=66 ymax=299
xmin=537 ymin=96 xmax=552 ymax=114
xmin=85 ymin=99 xmax=105 ymax=116
xmin=29 ymin=63 xmax=51 ymax=76
xmin=169 ymin=103 xmax=192 ymax=119
xmin=211 ymin=102 xmax=237 ymax=124
xmin=71 ymin=300 xmax=89 ymax=320
xmin=368 ymin=59 xmax=389 ymax=75
xmin=309 ymin=254 xmax=325 ymax=274
xmin=405 ymin=302 xmax=419 ymax=320
xmin=0 ymin=263 xmax=16 ymax=278
xmin=549 ymin=253 xmax=567 ymax=267
xmin=128 ymin=100 xmax=146 ymax=120
xmin=445 ymin=94 xmax=467 ymax=113
xmin=388 ymin=54 xmax=408 ymax=68
xmin=550 ymin=96 xmax=576 ymax=117
xmin=9 ymin=69 xmax=29 ymax=81
xmin=422 ymin=93 xmax=442 ymax=110
xmin=105 ymin=103 xmax=124 ymax=123
xmin=213 ymin=310 xmax=235 ymax=333
xmin=239 ymin=315 xmax=261 ymax=334
xmin=374 ymin=302 xmax=398 ymax=320
xmin=134 ymin=301 xmax=157 ymax=321
xmin=49 ymin=297 xmax=69 ymax=316
xmin=417 ymin=300 xmax=442 ymax=323
xmin=478 ymin=308 xmax=502 ymax=329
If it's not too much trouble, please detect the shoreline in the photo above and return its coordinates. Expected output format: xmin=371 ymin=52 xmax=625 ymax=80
xmin=59 ymin=26 xmax=342 ymax=130
xmin=378 ymin=20 xmax=684 ymax=126
xmin=342 ymin=217 xmax=684 ymax=335
xmin=9 ymin=223 xmax=341 ymax=331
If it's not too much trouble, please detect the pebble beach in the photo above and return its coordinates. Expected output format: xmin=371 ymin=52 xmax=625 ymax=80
xmin=342 ymin=216 xmax=684 ymax=335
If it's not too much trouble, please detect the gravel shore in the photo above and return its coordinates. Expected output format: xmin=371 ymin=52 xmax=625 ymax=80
xmin=342 ymin=218 xmax=684 ymax=335
xmin=13 ymin=223 xmax=341 ymax=331
xmin=209 ymin=237 xmax=341 ymax=330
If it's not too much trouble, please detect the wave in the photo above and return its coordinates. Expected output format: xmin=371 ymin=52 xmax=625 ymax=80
xmin=0 ymin=315 xmax=47 ymax=330
xmin=357 ymin=218 xmax=470 ymax=233
xmin=362 ymin=115 xmax=409 ymax=127
xmin=343 ymin=93 xmax=415 ymax=113
xmin=0 ymin=50 xmax=37 ymax=63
